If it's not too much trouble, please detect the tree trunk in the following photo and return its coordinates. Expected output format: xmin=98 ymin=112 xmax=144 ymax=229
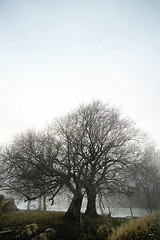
xmin=85 ymin=187 xmax=98 ymax=217
xmin=43 ymin=194 xmax=47 ymax=211
xmin=65 ymin=192 xmax=83 ymax=220
xmin=27 ymin=200 xmax=31 ymax=210
xmin=38 ymin=196 xmax=42 ymax=210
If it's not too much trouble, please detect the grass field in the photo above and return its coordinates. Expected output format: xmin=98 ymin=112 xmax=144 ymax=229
xmin=0 ymin=210 xmax=159 ymax=239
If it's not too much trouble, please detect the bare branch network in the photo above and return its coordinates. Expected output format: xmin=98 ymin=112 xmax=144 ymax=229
xmin=0 ymin=101 xmax=159 ymax=219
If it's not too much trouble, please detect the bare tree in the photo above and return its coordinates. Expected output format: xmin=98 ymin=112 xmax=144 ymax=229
xmin=1 ymin=130 xmax=63 ymax=206
xmin=2 ymin=101 xmax=143 ymax=220
xmin=0 ymin=146 xmax=9 ymax=192
xmin=131 ymin=145 xmax=160 ymax=213
xmin=50 ymin=100 xmax=142 ymax=217
xmin=2 ymin=129 xmax=82 ymax=215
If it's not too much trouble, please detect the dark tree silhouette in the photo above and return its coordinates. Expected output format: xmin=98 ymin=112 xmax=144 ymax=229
xmin=1 ymin=131 xmax=63 ymax=204
xmin=50 ymin=100 xmax=141 ymax=217
xmin=1 ymin=101 xmax=143 ymax=220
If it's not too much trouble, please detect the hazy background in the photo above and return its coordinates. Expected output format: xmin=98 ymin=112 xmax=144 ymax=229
xmin=0 ymin=0 xmax=160 ymax=147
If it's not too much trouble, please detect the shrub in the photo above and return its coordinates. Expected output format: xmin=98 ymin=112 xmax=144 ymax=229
xmin=1 ymin=199 xmax=18 ymax=214
xmin=23 ymin=223 xmax=38 ymax=236
xmin=18 ymin=223 xmax=39 ymax=239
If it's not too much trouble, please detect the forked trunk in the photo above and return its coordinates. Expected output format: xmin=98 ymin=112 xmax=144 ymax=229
xmin=85 ymin=187 xmax=98 ymax=217
xmin=65 ymin=192 xmax=83 ymax=220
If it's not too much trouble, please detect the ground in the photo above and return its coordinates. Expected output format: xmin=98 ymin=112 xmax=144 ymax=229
xmin=0 ymin=210 xmax=159 ymax=240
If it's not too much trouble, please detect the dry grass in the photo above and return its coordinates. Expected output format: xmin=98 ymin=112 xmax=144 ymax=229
xmin=0 ymin=210 xmax=124 ymax=239
xmin=1 ymin=210 xmax=160 ymax=239
xmin=0 ymin=210 xmax=65 ymax=230
xmin=108 ymin=211 xmax=160 ymax=240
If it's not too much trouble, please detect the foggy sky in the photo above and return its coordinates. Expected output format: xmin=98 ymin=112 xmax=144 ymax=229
xmin=0 ymin=0 xmax=160 ymax=147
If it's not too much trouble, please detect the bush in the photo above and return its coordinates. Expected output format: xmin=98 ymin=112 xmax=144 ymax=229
xmin=23 ymin=223 xmax=38 ymax=236
xmin=1 ymin=199 xmax=18 ymax=214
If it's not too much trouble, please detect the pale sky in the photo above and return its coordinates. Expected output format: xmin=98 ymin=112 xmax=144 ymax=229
xmin=0 ymin=0 xmax=160 ymax=147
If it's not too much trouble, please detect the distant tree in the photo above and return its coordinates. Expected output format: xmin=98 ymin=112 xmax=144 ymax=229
xmin=0 ymin=146 xmax=8 ymax=191
xmin=1 ymin=130 xmax=63 ymax=209
xmin=131 ymin=145 xmax=160 ymax=213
